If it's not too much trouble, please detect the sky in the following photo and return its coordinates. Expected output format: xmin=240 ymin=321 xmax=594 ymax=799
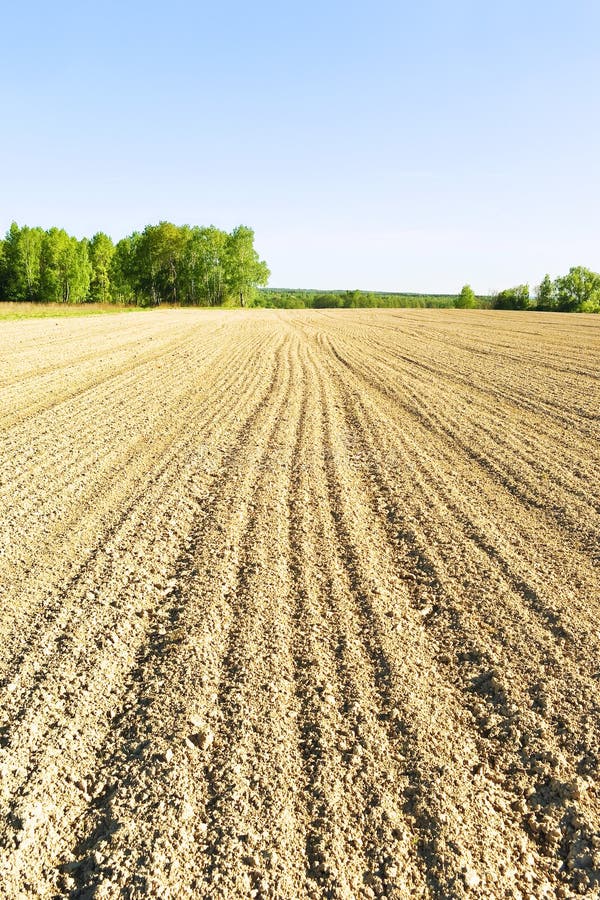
xmin=1 ymin=0 xmax=599 ymax=293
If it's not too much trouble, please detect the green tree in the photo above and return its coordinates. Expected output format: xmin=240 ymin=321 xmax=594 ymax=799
xmin=493 ymin=284 xmax=530 ymax=310
xmin=313 ymin=293 xmax=343 ymax=308
xmin=110 ymin=225 xmax=230 ymax=307
xmin=182 ymin=226 xmax=229 ymax=306
xmin=152 ymin=221 xmax=187 ymax=304
xmin=110 ymin=234 xmax=139 ymax=304
xmin=89 ymin=232 xmax=115 ymax=303
xmin=1 ymin=223 xmax=44 ymax=300
xmin=39 ymin=229 xmax=91 ymax=303
xmin=18 ymin=226 xmax=44 ymax=300
xmin=535 ymin=274 xmax=556 ymax=310
xmin=224 ymin=225 xmax=270 ymax=306
xmin=455 ymin=284 xmax=476 ymax=308
xmin=554 ymin=266 xmax=600 ymax=312
xmin=134 ymin=222 xmax=189 ymax=305
xmin=1 ymin=223 xmax=22 ymax=299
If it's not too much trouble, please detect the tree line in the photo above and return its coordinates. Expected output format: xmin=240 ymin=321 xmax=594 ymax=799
xmin=444 ymin=273 xmax=600 ymax=313
xmin=0 ymin=222 xmax=270 ymax=307
xmin=488 ymin=267 xmax=600 ymax=313
xmin=261 ymin=272 xmax=599 ymax=312
xmin=257 ymin=289 xmax=461 ymax=309
xmin=1 ymin=221 xmax=597 ymax=312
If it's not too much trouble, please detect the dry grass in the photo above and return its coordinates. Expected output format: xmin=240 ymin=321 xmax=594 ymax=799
xmin=0 ymin=301 xmax=139 ymax=320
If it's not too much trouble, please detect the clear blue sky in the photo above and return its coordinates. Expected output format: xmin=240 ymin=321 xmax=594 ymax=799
xmin=1 ymin=0 xmax=599 ymax=293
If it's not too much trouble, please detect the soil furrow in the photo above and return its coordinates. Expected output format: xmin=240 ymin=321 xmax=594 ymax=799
xmin=1 ymin=308 xmax=598 ymax=900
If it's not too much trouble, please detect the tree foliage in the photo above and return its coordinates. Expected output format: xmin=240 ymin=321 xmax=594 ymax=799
xmin=0 ymin=221 xmax=269 ymax=306
xmin=1 ymin=223 xmax=45 ymax=300
xmin=89 ymin=232 xmax=115 ymax=303
xmin=533 ymin=268 xmax=600 ymax=312
xmin=225 ymin=226 xmax=270 ymax=306
xmin=39 ymin=229 xmax=92 ymax=304
xmin=492 ymin=284 xmax=530 ymax=310
xmin=535 ymin=274 xmax=556 ymax=310
xmin=258 ymin=289 xmax=463 ymax=309
xmin=554 ymin=266 xmax=600 ymax=312
xmin=455 ymin=284 xmax=476 ymax=308
xmin=495 ymin=268 xmax=600 ymax=313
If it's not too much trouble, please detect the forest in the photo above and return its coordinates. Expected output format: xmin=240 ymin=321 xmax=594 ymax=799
xmin=0 ymin=222 xmax=270 ymax=307
xmin=489 ymin=270 xmax=600 ymax=312
xmin=256 ymin=289 xmax=462 ymax=309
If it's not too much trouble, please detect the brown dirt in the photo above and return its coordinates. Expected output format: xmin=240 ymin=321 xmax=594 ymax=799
xmin=0 ymin=308 xmax=599 ymax=900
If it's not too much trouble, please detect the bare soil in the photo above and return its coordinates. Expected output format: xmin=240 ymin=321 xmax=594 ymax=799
xmin=0 ymin=308 xmax=599 ymax=899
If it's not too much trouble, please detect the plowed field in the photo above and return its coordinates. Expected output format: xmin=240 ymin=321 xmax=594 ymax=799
xmin=1 ymin=308 xmax=599 ymax=900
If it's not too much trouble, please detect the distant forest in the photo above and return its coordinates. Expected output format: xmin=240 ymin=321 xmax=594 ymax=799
xmin=260 ymin=271 xmax=600 ymax=312
xmin=257 ymin=289 xmax=462 ymax=309
xmin=1 ymin=222 xmax=598 ymax=311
